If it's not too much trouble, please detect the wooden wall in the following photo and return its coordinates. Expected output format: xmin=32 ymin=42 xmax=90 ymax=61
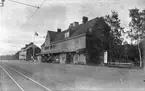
xmin=45 ymin=35 xmax=86 ymax=53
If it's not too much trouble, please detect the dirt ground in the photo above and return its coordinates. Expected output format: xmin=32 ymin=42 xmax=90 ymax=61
xmin=1 ymin=60 xmax=145 ymax=91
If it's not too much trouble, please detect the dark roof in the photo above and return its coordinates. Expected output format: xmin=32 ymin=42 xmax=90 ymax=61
xmin=22 ymin=42 xmax=40 ymax=50
xmin=71 ymin=18 xmax=99 ymax=37
xmin=52 ymin=29 xmax=69 ymax=42
xmin=47 ymin=31 xmax=59 ymax=42
xmin=49 ymin=17 xmax=107 ymax=43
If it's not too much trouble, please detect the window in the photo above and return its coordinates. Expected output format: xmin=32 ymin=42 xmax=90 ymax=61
xmin=50 ymin=45 xmax=52 ymax=49
xmin=51 ymin=44 xmax=55 ymax=48
xmin=45 ymin=46 xmax=49 ymax=50
xmin=49 ymin=44 xmax=55 ymax=49
xmin=65 ymin=32 xmax=69 ymax=38
xmin=88 ymin=28 xmax=92 ymax=33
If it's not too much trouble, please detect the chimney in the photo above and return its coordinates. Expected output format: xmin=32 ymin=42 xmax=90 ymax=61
xmin=82 ymin=16 xmax=88 ymax=24
xmin=25 ymin=44 xmax=29 ymax=47
xmin=69 ymin=23 xmax=73 ymax=29
xmin=57 ymin=28 xmax=61 ymax=32
xmin=72 ymin=22 xmax=79 ymax=27
xmin=30 ymin=42 xmax=33 ymax=45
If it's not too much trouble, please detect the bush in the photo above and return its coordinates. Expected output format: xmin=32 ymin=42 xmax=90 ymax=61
xmin=110 ymin=44 xmax=140 ymax=65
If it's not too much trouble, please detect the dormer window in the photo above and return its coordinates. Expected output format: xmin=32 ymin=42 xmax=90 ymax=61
xmin=65 ymin=32 xmax=69 ymax=38
xmin=88 ymin=28 xmax=92 ymax=33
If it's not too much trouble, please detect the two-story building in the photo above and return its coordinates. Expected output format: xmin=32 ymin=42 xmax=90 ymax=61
xmin=19 ymin=42 xmax=41 ymax=61
xmin=41 ymin=16 xmax=110 ymax=65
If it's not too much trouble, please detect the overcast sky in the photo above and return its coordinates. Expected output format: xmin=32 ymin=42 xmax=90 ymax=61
xmin=0 ymin=0 xmax=145 ymax=55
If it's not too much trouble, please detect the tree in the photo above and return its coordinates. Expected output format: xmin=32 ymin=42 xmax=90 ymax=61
xmin=105 ymin=11 xmax=124 ymax=45
xmin=104 ymin=11 xmax=124 ymax=61
xmin=128 ymin=8 xmax=145 ymax=43
xmin=128 ymin=8 xmax=145 ymax=67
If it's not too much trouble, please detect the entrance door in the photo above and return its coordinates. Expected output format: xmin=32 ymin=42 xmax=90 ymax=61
xmin=66 ymin=53 xmax=73 ymax=64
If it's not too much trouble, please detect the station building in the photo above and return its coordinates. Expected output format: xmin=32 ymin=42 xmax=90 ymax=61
xmin=41 ymin=16 xmax=111 ymax=65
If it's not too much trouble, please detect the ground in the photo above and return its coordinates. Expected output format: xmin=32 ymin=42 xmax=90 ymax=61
xmin=0 ymin=60 xmax=145 ymax=91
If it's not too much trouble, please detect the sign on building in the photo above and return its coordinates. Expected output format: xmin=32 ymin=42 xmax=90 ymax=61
xmin=104 ymin=51 xmax=108 ymax=64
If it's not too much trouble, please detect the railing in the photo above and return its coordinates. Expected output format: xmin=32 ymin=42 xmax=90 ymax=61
xmin=108 ymin=62 xmax=134 ymax=67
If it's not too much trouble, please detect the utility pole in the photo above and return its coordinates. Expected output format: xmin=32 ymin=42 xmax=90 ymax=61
xmin=33 ymin=34 xmax=35 ymax=61
xmin=0 ymin=0 xmax=5 ymax=7
xmin=1 ymin=0 xmax=4 ymax=41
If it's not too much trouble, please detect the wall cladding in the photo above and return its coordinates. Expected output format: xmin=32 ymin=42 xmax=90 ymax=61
xmin=45 ymin=35 xmax=86 ymax=53
xmin=19 ymin=50 xmax=26 ymax=60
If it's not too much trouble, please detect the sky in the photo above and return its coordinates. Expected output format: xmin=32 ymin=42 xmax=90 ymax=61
xmin=0 ymin=0 xmax=145 ymax=55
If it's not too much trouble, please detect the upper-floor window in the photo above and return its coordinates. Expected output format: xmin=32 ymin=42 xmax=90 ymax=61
xmin=45 ymin=46 xmax=49 ymax=50
xmin=88 ymin=28 xmax=92 ymax=33
xmin=65 ymin=32 xmax=69 ymax=38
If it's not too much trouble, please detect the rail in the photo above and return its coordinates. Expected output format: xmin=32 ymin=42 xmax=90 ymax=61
xmin=0 ymin=62 xmax=52 ymax=91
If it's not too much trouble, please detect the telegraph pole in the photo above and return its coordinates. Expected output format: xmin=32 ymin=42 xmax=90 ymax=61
xmin=0 ymin=0 xmax=5 ymax=7
xmin=33 ymin=34 xmax=35 ymax=61
xmin=1 ymin=0 xmax=4 ymax=40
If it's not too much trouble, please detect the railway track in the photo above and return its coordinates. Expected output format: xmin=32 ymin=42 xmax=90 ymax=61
xmin=0 ymin=62 xmax=51 ymax=91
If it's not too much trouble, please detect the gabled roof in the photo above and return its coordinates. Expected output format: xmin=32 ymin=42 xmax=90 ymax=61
xmin=21 ymin=42 xmax=40 ymax=51
xmin=48 ymin=17 xmax=108 ymax=43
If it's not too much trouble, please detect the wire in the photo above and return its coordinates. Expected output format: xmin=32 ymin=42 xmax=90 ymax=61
xmin=18 ymin=8 xmax=39 ymax=31
xmin=39 ymin=0 xmax=47 ymax=8
xmin=18 ymin=0 xmax=47 ymax=31
xmin=28 ymin=0 xmax=32 ymax=6
xmin=8 ymin=0 xmax=39 ymax=9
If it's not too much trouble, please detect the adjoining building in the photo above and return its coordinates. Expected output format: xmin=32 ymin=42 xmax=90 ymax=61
xmin=19 ymin=42 xmax=41 ymax=61
xmin=41 ymin=16 xmax=111 ymax=65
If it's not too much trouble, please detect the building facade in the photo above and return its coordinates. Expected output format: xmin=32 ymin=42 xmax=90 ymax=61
xmin=19 ymin=48 xmax=26 ymax=60
xmin=41 ymin=17 xmax=110 ymax=65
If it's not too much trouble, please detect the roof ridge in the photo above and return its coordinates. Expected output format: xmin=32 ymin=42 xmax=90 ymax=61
xmin=47 ymin=30 xmax=57 ymax=32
